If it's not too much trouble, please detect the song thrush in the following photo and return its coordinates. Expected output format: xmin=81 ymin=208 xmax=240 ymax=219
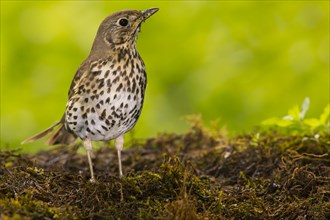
xmin=22 ymin=8 xmax=159 ymax=182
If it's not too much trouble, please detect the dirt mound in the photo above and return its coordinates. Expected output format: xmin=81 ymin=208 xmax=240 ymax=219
xmin=1 ymin=124 xmax=329 ymax=219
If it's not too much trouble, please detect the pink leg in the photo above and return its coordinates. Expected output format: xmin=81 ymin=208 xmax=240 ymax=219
xmin=114 ymin=135 xmax=124 ymax=178
xmin=83 ymin=139 xmax=95 ymax=182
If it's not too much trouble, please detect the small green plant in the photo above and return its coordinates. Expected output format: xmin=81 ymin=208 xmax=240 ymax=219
xmin=262 ymin=97 xmax=329 ymax=133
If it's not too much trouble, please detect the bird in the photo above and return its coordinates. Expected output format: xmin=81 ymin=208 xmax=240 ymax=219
xmin=22 ymin=8 xmax=159 ymax=182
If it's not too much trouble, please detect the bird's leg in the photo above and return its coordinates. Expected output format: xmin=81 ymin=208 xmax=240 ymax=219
xmin=83 ymin=139 xmax=95 ymax=182
xmin=114 ymin=135 xmax=124 ymax=178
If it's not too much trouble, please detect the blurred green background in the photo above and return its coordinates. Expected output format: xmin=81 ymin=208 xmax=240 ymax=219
xmin=1 ymin=1 xmax=329 ymax=151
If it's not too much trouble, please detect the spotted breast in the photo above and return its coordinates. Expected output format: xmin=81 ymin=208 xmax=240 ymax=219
xmin=65 ymin=46 xmax=146 ymax=141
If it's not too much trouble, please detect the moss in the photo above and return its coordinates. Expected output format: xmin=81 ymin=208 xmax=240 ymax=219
xmin=0 ymin=124 xmax=329 ymax=219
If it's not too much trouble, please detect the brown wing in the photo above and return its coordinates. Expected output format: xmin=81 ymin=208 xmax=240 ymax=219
xmin=67 ymin=58 xmax=105 ymax=99
xmin=67 ymin=59 xmax=92 ymax=99
xmin=21 ymin=60 xmax=91 ymax=145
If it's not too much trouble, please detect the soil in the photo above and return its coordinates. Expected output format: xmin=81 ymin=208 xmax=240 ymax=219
xmin=0 ymin=122 xmax=329 ymax=219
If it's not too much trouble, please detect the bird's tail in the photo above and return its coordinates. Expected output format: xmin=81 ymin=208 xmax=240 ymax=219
xmin=21 ymin=121 xmax=77 ymax=145
xmin=46 ymin=123 xmax=77 ymax=145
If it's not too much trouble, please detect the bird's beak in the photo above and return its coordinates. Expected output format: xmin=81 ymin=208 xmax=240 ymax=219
xmin=133 ymin=8 xmax=159 ymax=28
xmin=141 ymin=8 xmax=159 ymax=21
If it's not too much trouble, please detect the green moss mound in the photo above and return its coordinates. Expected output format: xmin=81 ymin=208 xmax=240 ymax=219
xmin=1 ymin=124 xmax=329 ymax=219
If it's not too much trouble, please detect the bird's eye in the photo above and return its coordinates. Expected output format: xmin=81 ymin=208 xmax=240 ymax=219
xmin=118 ymin=18 xmax=129 ymax=27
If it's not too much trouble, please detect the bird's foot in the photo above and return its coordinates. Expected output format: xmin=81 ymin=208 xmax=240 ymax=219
xmin=89 ymin=177 xmax=96 ymax=183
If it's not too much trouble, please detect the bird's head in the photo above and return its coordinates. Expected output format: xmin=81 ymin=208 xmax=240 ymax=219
xmin=92 ymin=8 xmax=158 ymax=51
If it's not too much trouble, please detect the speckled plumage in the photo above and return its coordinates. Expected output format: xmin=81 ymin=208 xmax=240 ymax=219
xmin=22 ymin=8 xmax=159 ymax=182
xmin=65 ymin=44 xmax=146 ymax=141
